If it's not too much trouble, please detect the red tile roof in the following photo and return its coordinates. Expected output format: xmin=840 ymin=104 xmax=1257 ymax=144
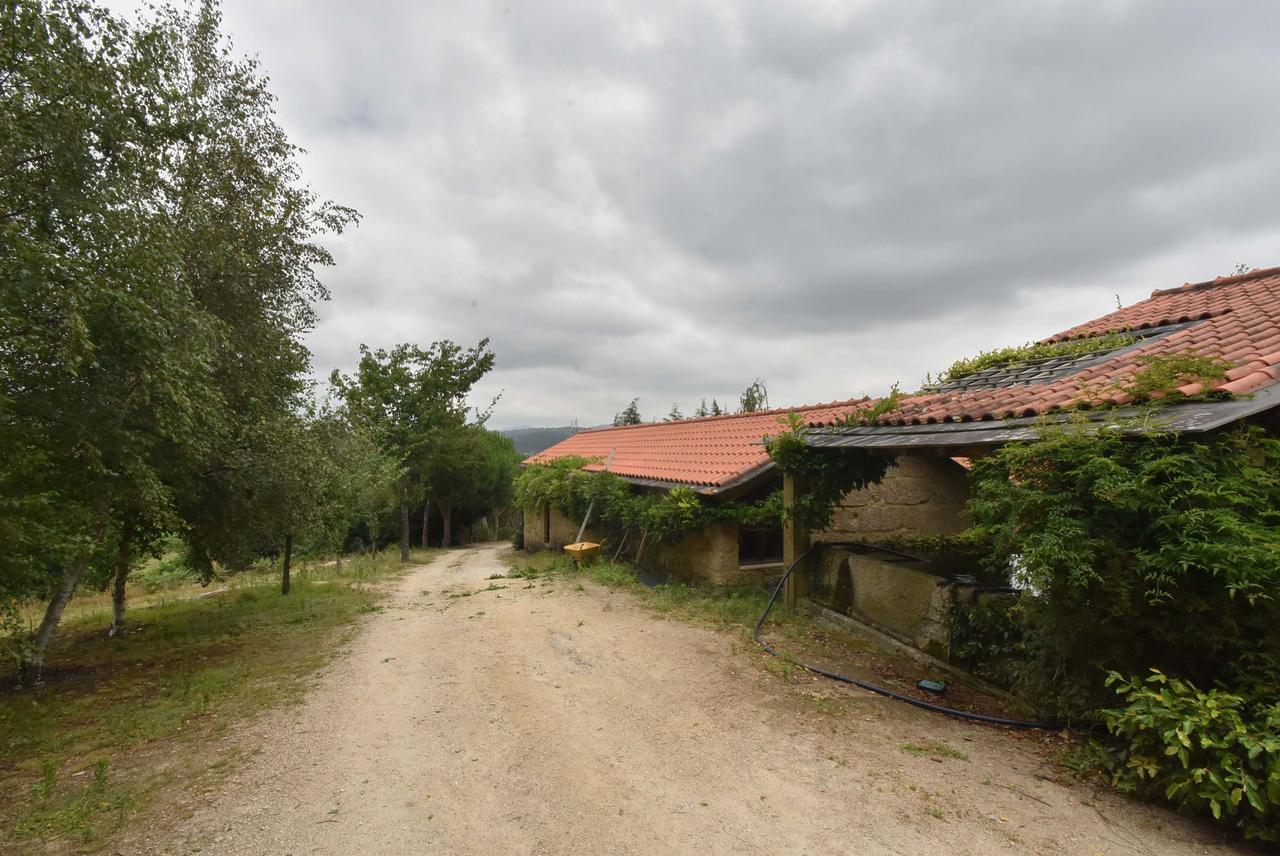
xmin=526 ymin=266 xmax=1280 ymax=487
xmin=523 ymin=399 xmax=870 ymax=490
xmin=875 ymin=266 xmax=1280 ymax=426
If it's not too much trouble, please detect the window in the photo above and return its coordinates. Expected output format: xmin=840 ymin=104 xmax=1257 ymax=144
xmin=739 ymin=524 xmax=783 ymax=565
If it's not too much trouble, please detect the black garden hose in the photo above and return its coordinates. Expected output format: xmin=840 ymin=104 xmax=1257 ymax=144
xmin=753 ymin=542 xmax=1063 ymax=730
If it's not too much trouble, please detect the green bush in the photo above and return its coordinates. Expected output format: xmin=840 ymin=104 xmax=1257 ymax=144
xmin=1102 ymin=670 xmax=1280 ymax=843
xmin=948 ymin=594 xmax=1028 ymax=689
xmin=967 ymin=424 xmax=1280 ymax=718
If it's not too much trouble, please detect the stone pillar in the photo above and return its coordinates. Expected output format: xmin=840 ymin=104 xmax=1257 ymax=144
xmin=783 ymin=474 xmax=811 ymax=609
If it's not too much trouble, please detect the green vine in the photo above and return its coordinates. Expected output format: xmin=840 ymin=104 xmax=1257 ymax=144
xmin=930 ymin=331 xmax=1139 ymax=385
xmin=513 ymin=457 xmax=783 ymax=541
xmin=764 ymin=413 xmax=893 ymax=531
xmin=514 ymin=412 xmax=893 ymax=541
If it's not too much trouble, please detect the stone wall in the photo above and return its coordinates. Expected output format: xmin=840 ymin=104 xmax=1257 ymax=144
xmin=649 ymin=523 xmax=748 ymax=587
xmin=522 ymin=506 xmax=606 ymax=551
xmin=813 ymin=550 xmax=953 ymax=659
xmin=817 ymin=454 xmax=969 ymax=542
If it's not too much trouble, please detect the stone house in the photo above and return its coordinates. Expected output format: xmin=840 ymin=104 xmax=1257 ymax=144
xmin=521 ymin=400 xmax=970 ymax=585
xmin=524 ymin=265 xmax=1280 ymax=659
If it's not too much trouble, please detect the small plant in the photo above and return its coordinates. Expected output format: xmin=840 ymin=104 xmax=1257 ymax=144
xmin=91 ymin=759 xmax=110 ymax=791
xmin=848 ymin=383 xmax=902 ymax=425
xmin=31 ymin=758 xmax=58 ymax=800
xmin=1122 ymin=353 xmax=1229 ymax=401
xmin=931 ymin=332 xmax=1139 ymax=384
xmin=764 ymin=653 xmax=800 ymax=680
xmin=900 ymin=740 xmax=969 ymax=761
xmin=1100 ymin=670 xmax=1280 ymax=843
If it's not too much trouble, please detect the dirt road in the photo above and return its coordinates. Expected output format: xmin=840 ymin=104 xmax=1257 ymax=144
xmin=146 ymin=544 xmax=1238 ymax=855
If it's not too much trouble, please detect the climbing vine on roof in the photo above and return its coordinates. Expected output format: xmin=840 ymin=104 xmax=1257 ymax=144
xmin=513 ymin=456 xmax=783 ymax=541
xmin=929 ymin=331 xmax=1140 ymax=385
xmin=513 ymin=413 xmax=894 ymax=540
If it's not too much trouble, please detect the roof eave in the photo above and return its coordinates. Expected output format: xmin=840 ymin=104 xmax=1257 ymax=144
xmin=803 ymin=385 xmax=1278 ymax=452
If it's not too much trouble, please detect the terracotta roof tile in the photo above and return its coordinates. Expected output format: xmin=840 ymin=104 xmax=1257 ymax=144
xmin=527 ymin=266 xmax=1280 ymax=487
xmin=873 ymin=266 xmax=1280 ymax=427
xmin=523 ymin=399 xmax=871 ymax=489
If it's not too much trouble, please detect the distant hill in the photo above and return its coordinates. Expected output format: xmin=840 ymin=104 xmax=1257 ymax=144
xmin=500 ymin=426 xmax=581 ymax=457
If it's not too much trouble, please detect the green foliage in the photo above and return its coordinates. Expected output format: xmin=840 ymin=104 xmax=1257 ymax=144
xmin=426 ymin=424 xmax=521 ymax=543
xmin=848 ymin=383 xmax=902 ymax=425
xmin=1101 ymin=671 xmax=1280 ymax=843
xmin=513 ymin=458 xmax=782 ymax=541
xmin=1123 ymin=353 xmax=1229 ymax=401
xmin=738 ymin=378 xmax=769 ymax=413
xmin=932 ymin=332 xmax=1139 ymax=384
xmin=967 ymin=425 xmax=1280 ymax=717
xmin=613 ymin=398 xmax=642 ymax=426
xmin=766 ymin=413 xmax=893 ymax=531
xmin=515 ymin=410 xmax=891 ymax=542
xmin=948 ymin=594 xmax=1028 ymax=689
xmin=666 ymin=403 xmax=683 ymax=421
xmin=329 ymin=338 xmax=498 ymax=550
xmin=1 ymin=0 xmax=355 ymax=667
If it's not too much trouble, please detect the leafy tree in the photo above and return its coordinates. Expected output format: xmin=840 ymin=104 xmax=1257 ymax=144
xmin=613 ymin=398 xmax=642 ymax=426
xmin=2 ymin=0 xmax=217 ymax=672
xmin=666 ymin=403 xmax=683 ymax=421
xmin=738 ymin=379 xmax=769 ymax=413
xmin=329 ymin=339 xmax=496 ymax=561
xmin=426 ymin=425 xmax=520 ymax=546
xmin=1 ymin=1 xmax=353 ymax=673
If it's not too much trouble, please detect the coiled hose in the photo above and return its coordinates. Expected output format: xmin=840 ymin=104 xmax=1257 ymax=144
xmin=752 ymin=542 xmax=1062 ymax=730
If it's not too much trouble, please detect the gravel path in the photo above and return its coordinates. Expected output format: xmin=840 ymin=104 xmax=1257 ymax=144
xmin=145 ymin=544 xmax=1240 ymax=855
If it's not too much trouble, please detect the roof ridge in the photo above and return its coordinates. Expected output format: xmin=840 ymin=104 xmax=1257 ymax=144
xmin=1150 ymin=265 xmax=1280 ymax=298
xmin=570 ymin=396 xmax=873 ymax=435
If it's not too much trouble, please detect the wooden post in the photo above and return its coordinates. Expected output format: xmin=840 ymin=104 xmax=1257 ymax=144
xmin=575 ymin=448 xmax=616 ymax=543
xmin=782 ymin=473 xmax=810 ymax=609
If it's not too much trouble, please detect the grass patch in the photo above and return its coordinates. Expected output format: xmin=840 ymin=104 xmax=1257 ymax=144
xmin=504 ymin=551 xmax=813 ymax=642
xmin=0 ymin=548 xmax=439 ymax=851
xmin=900 ymin=740 xmax=970 ymax=761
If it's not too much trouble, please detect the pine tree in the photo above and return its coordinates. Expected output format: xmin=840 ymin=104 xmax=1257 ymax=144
xmin=613 ymin=398 xmax=642 ymax=426
xmin=666 ymin=403 xmax=683 ymax=421
xmin=710 ymin=399 xmax=722 ymax=416
xmin=693 ymin=399 xmax=709 ymax=418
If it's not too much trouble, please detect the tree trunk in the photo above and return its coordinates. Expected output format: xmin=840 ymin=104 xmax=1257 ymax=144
xmin=399 ymin=500 xmax=410 ymax=563
xmin=108 ymin=516 xmax=134 ymax=637
xmin=440 ymin=498 xmax=452 ymax=548
xmin=281 ymin=532 xmax=294 ymax=595
xmin=23 ymin=530 xmax=101 ymax=684
xmin=421 ymin=491 xmax=431 ymax=549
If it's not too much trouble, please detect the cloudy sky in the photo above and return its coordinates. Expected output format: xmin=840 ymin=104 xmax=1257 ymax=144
xmin=116 ymin=1 xmax=1280 ymax=428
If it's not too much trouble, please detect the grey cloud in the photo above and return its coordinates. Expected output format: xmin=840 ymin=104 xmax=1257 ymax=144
xmin=115 ymin=0 xmax=1280 ymax=427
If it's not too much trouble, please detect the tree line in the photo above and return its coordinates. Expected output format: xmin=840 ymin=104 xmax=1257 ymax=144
xmin=613 ymin=379 xmax=771 ymax=426
xmin=0 ymin=1 xmax=516 ymax=682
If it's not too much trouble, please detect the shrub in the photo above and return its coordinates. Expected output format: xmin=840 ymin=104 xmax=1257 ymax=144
xmin=967 ymin=424 xmax=1280 ymax=718
xmin=1101 ymin=670 xmax=1280 ymax=843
